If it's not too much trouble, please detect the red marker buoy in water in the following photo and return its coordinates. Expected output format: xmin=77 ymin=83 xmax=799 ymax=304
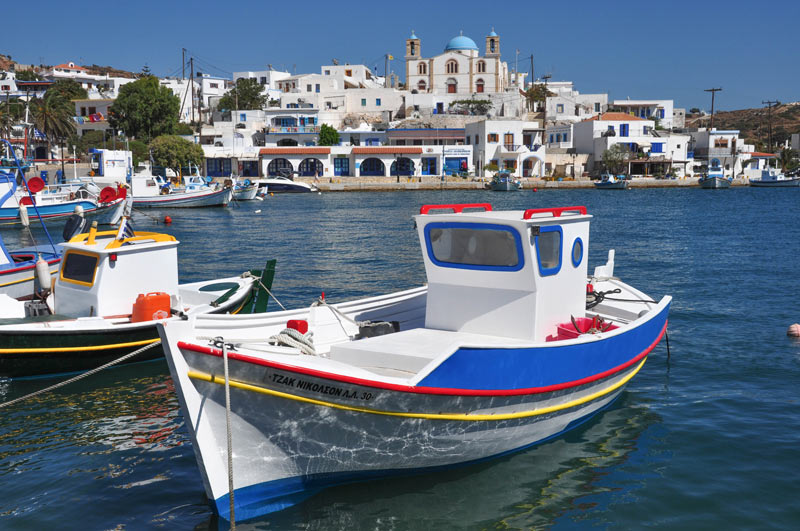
xmin=164 ymin=216 xmax=172 ymax=224
xmin=533 ymin=188 xmax=538 ymax=192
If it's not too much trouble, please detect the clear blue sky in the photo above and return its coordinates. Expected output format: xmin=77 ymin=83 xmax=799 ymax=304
xmin=5 ymin=0 xmax=798 ymax=111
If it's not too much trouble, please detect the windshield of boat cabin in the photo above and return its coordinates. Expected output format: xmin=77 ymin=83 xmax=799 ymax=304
xmin=428 ymin=226 xmax=519 ymax=267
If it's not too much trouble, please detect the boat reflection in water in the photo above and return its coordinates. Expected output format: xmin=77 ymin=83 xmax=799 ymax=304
xmin=203 ymin=396 xmax=661 ymax=530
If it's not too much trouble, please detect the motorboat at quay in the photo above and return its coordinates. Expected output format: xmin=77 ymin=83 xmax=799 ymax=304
xmin=487 ymin=171 xmax=521 ymax=191
xmin=159 ymin=202 xmax=671 ymax=522
xmin=0 ymin=222 xmax=275 ymax=378
xmin=254 ymin=176 xmax=317 ymax=194
xmin=0 ymin=234 xmax=60 ymax=300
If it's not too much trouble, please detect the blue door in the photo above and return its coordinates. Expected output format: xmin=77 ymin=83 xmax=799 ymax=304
xmin=334 ymin=158 xmax=350 ymax=176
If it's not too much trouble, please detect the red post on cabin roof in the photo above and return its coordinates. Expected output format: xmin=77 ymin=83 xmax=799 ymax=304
xmin=420 ymin=203 xmax=493 ymax=215
xmin=523 ymin=206 xmax=587 ymax=219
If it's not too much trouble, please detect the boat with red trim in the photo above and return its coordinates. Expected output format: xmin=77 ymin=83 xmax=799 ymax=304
xmin=157 ymin=203 xmax=671 ymax=522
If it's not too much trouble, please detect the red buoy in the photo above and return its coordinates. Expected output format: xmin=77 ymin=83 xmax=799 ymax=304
xmin=533 ymin=188 xmax=538 ymax=192
xmin=164 ymin=215 xmax=172 ymax=224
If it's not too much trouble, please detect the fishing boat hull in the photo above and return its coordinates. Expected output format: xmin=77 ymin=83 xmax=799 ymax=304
xmin=748 ymin=177 xmax=800 ymax=187
xmin=699 ymin=176 xmax=731 ymax=189
xmin=0 ymin=248 xmax=61 ymax=299
xmin=594 ymin=180 xmax=629 ymax=190
xmin=133 ymin=187 xmax=232 ymax=208
xmin=0 ymin=275 xmax=255 ymax=378
xmin=489 ymin=180 xmax=521 ymax=191
xmin=160 ymin=292 xmax=670 ymax=521
xmin=0 ymin=197 xmax=125 ymax=227
xmin=233 ymin=185 xmax=258 ymax=201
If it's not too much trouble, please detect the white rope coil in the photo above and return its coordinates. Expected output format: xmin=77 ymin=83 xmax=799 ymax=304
xmin=268 ymin=327 xmax=316 ymax=356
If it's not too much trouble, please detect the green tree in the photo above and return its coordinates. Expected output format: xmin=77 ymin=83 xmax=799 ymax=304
xmin=128 ymin=139 xmax=149 ymax=167
xmin=778 ymin=148 xmax=798 ymax=171
xmin=689 ymin=107 xmax=700 ymax=114
xmin=174 ymin=122 xmax=194 ymax=135
xmin=601 ymin=143 xmax=632 ymax=175
xmin=14 ymin=70 xmax=43 ymax=81
xmin=109 ymin=76 xmax=180 ymax=142
xmin=45 ymin=79 xmax=88 ymax=102
xmin=30 ymin=95 xmax=75 ymax=159
xmin=524 ymin=84 xmax=554 ymax=110
xmin=149 ymin=135 xmax=205 ymax=174
xmin=318 ymin=123 xmax=339 ymax=146
xmin=217 ymin=78 xmax=267 ymax=111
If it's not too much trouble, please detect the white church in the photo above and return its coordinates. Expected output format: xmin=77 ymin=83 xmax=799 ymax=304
xmin=404 ymin=30 xmax=512 ymax=95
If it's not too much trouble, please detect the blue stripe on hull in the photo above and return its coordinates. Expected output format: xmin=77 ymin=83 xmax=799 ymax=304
xmin=212 ymin=392 xmax=623 ymax=522
xmin=418 ymin=303 xmax=669 ymax=390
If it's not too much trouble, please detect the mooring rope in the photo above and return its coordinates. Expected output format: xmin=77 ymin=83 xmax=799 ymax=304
xmin=222 ymin=340 xmax=236 ymax=528
xmin=241 ymin=272 xmax=287 ymax=311
xmin=0 ymin=340 xmax=162 ymax=409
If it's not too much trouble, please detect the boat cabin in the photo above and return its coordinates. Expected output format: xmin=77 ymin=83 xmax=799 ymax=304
xmin=54 ymin=227 xmax=179 ymax=317
xmin=415 ymin=204 xmax=591 ymax=342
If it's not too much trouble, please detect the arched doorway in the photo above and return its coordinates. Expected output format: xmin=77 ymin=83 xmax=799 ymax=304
xmin=267 ymin=158 xmax=293 ymax=176
xmin=390 ymin=157 xmax=415 ymax=176
xmin=277 ymin=138 xmax=298 ymax=146
xmin=298 ymin=158 xmax=323 ymax=176
xmin=446 ymin=78 xmax=457 ymax=94
xmin=522 ymin=155 xmax=544 ymax=178
xmin=34 ymin=146 xmax=48 ymax=160
xmin=359 ymin=158 xmax=385 ymax=176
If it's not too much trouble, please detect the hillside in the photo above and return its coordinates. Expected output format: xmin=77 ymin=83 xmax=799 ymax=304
xmin=0 ymin=53 xmax=137 ymax=79
xmin=685 ymin=102 xmax=800 ymax=150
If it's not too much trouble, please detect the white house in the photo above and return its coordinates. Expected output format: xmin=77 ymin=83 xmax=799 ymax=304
xmin=465 ymin=118 xmax=545 ymax=177
xmin=572 ymin=112 xmax=690 ymax=176
xmin=404 ymin=30 xmax=514 ymax=95
xmin=686 ymin=128 xmax=754 ymax=178
xmin=233 ymin=69 xmax=290 ymax=101
xmin=545 ymin=81 xmax=607 ymax=123
xmin=610 ymin=99 xmax=675 ymax=129
xmin=159 ymin=78 xmax=199 ymax=123
xmin=72 ymin=98 xmax=114 ymax=137
xmin=44 ymin=62 xmax=135 ymax=99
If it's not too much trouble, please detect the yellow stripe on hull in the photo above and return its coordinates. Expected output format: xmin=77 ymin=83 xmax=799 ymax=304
xmin=0 ymin=337 xmax=159 ymax=354
xmin=187 ymin=358 xmax=646 ymax=422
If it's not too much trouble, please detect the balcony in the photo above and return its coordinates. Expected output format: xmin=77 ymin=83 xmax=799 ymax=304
xmin=266 ymin=125 xmax=320 ymax=134
xmin=501 ymin=144 xmax=523 ymax=153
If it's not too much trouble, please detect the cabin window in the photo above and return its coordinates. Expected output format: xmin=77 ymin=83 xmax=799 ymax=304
xmin=571 ymin=237 xmax=583 ymax=267
xmin=61 ymin=251 xmax=99 ymax=286
xmin=533 ymin=226 xmax=562 ymax=276
xmin=424 ymin=222 xmax=523 ymax=271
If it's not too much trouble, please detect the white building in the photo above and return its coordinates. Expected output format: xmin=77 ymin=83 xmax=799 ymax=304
xmin=572 ymin=112 xmax=690 ymax=176
xmin=233 ymin=69 xmax=290 ymax=101
xmin=465 ymin=118 xmax=545 ymax=177
xmin=545 ymin=81 xmax=607 ymax=124
xmin=686 ymin=128 xmax=754 ymax=178
xmin=72 ymin=98 xmax=114 ymax=137
xmin=404 ymin=30 xmax=516 ymax=95
xmin=160 ymin=78 xmax=200 ymax=123
xmin=610 ymin=99 xmax=675 ymax=129
xmin=44 ymin=62 xmax=136 ymax=99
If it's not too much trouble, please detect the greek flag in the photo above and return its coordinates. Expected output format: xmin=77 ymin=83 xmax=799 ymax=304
xmin=33 ymin=128 xmax=47 ymax=140
xmin=115 ymin=216 xmax=135 ymax=240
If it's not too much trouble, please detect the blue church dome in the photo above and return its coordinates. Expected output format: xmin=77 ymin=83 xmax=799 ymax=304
xmin=444 ymin=35 xmax=478 ymax=52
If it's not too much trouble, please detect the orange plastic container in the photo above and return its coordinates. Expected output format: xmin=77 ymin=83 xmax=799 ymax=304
xmin=131 ymin=292 xmax=171 ymax=323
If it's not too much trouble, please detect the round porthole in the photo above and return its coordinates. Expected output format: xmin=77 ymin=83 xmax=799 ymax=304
xmin=571 ymin=238 xmax=583 ymax=267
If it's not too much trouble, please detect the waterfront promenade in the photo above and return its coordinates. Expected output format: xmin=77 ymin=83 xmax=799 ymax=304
xmin=301 ymin=175 xmax=749 ymax=192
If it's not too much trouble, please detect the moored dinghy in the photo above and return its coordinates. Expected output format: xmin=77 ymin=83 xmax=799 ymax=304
xmin=158 ymin=203 xmax=671 ymax=522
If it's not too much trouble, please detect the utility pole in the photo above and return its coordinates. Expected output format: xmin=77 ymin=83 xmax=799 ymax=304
xmin=190 ymin=57 xmax=195 ymax=124
xmin=530 ymin=54 xmax=534 ymax=90
xmin=541 ymin=73 xmax=551 ymax=118
xmin=704 ymin=87 xmax=722 ymax=130
xmin=182 ymin=48 xmax=186 ymax=79
xmin=762 ymin=99 xmax=779 ymax=153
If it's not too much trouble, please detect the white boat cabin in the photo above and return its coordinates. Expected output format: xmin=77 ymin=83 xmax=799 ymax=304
xmin=415 ymin=204 xmax=590 ymax=342
xmin=54 ymin=227 xmax=179 ymax=317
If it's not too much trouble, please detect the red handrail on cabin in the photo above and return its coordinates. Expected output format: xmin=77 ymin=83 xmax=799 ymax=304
xmin=522 ymin=206 xmax=587 ymax=219
xmin=419 ymin=203 xmax=493 ymax=215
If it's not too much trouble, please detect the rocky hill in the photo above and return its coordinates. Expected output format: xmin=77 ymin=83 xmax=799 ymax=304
xmin=686 ymin=102 xmax=800 ymax=149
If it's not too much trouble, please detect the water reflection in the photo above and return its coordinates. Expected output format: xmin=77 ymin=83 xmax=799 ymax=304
xmin=188 ymin=394 xmax=659 ymax=530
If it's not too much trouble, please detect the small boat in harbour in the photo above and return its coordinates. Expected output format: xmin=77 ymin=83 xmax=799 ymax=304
xmin=487 ymin=171 xmax=522 ymax=191
xmin=232 ymin=179 xmax=259 ymax=201
xmin=131 ymin=172 xmax=232 ymax=208
xmin=158 ymin=202 xmax=671 ymax=521
xmin=698 ymin=171 xmax=732 ymax=189
xmin=0 ymin=221 xmax=275 ymax=378
xmin=748 ymin=167 xmax=800 ymax=187
xmin=254 ymin=175 xmax=317 ymax=194
xmin=595 ymin=173 xmax=629 ymax=190
xmin=0 ymin=236 xmax=60 ymax=300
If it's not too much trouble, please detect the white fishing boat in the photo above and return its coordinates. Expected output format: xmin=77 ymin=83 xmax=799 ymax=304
xmin=158 ymin=203 xmax=671 ymax=522
xmin=131 ymin=172 xmax=232 ymax=208
xmin=232 ymin=179 xmax=259 ymax=201
xmin=0 ymin=220 xmax=271 ymax=378
xmin=595 ymin=173 xmax=629 ymax=190
xmin=748 ymin=167 xmax=800 ymax=187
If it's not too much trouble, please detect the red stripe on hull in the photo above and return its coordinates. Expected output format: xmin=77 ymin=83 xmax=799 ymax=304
xmin=177 ymin=320 xmax=667 ymax=397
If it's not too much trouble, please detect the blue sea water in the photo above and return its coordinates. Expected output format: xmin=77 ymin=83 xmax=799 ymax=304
xmin=1 ymin=187 xmax=799 ymax=529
